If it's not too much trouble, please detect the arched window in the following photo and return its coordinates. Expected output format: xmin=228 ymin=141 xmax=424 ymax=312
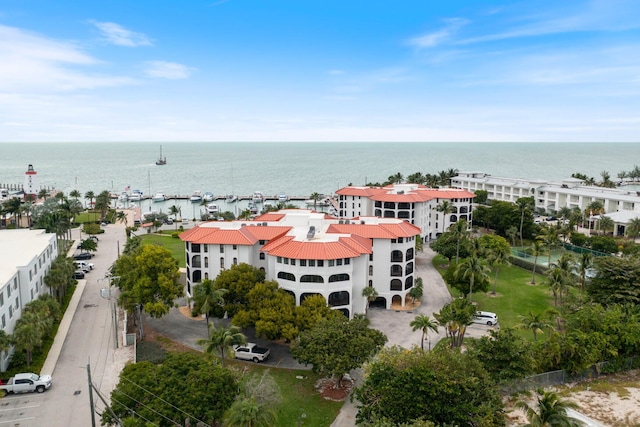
xmin=405 ymin=276 xmax=413 ymax=290
xmin=390 ymin=250 xmax=403 ymax=262
xmin=390 ymin=265 xmax=403 ymax=277
xmin=300 ymin=292 xmax=322 ymax=304
xmin=220 ymin=257 xmax=224 ymax=269
xmin=369 ymin=265 xmax=373 ymax=276
xmin=398 ymin=211 xmax=410 ymax=219
xmin=329 ymin=273 xmax=349 ymax=282
xmin=459 ymin=206 xmax=468 ymax=213
xmin=191 ymin=255 xmax=201 ymax=268
xmin=233 ymin=257 xmax=238 ymax=265
xmin=337 ymin=308 xmax=350 ymax=318
xmin=375 ymin=209 xmax=382 ymax=217
xmin=405 ymin=247 xmax=414 ymax=261
xmin=192 ymin=270 xmax=202 ymax=283
xmin=383 ymin=202 xmax=395 ymax=209
xmin=204 ymin=257 xmax=209 ymax=268
xmin=405 ymin=262 xmax=414 ymax=275
xmin=390 ymin=279 xmax=402 ymax=291
xmin=449 ymin=214 xmax=458 ymax=223
xmin=384 ymin=210 xmax=395 ymax=218
xmin=328 ymin=291 xmax=350 ymax=307
xmin=301 ymin=275 xmax=324 ymax=283
xmin=277 ymin=271 xmax=296 ymax=281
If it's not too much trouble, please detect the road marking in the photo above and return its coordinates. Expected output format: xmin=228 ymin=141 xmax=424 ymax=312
xmin=0 ymin=416 xmax=36 ymax=423
xmin=0 ymin=404 xmax=40 ymax=412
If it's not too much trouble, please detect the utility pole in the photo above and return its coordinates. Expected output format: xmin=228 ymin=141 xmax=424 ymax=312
xmin=87 ymin=363 xmax=96 ymax=427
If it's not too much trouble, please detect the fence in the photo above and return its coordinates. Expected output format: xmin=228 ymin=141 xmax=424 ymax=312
xmin=504 ymin=356 xmax=640 ymax=394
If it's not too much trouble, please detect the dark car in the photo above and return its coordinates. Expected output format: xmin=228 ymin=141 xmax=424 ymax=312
xmin=73 ymin=270 xmax=85 ymax=279
xmin=74 ymin=252 xmax=93 ymax=260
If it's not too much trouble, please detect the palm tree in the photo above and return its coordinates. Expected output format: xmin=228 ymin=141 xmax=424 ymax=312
xmin=223 ymin=397 xmax=277 ymax=427
xmin=436 ymin=200 xmax=455 ymax=230
xmin=488 ymin=245 xmax=511 ymax=294
xmin=115 ymin=211 xmax=128 ymax=227
xmin=191 ymin=279 xmax=226 ymax=323
xmin=529 ymin=239 xmax=543 ymax=284
xmin=516 ymin=311 xmax=552 ymax=341
xmin=84 ymin=190 xmax=95 ymax=209
xmin=507 ymin=226 xmax=519 ymax=247
xmin=516 ymin=197 xmax=535 ymax=247
xmin=197 ymin=323 xmax=247 ymax=367
xmin=516 ymin=388 xmax=582 ymax=426
xmin=408 ymin=277 xmax=424 ymax=304
xmin=410 ymin=315 xmax=438 ymax=350
xmin=546 ymin=267 xmax=567 ymax=307
xmin=625 ymin=217 xmax=640 ymax=241
xmin=577 ymin=252 xmax=593 ymax=295
xmin=449 ymin=219 xmax=470 ymax=264
xmin=597 ymin=216 xmax=614 ymax=236
xmin=456 ymin=254 xmax=490 ymax=302
xmin=4 ymin=197 xmax=23 ymax=228
xmin=94 ymin=190 xmax=111 ymax=221
xmin=362 ymin=286 xmax=378 ymax=316
xmin=37 ymin=188 xmax=50 ymax=200
xmin=309 ymin=192 xmax=322 ymax=211
xmin=538 ymin=225 xmax=560 ymax=268
xmin=69 ymin=189 xmax=81 ymax=201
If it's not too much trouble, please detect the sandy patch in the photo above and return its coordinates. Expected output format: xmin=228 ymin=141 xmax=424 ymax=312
xmin=505 ymin=370 xmax=640 ymax=427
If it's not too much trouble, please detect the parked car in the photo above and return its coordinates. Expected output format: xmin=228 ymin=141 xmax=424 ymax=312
xmin=73 ymin=252 xmax=93 ymax=260
xmin=233 ymin=343 xmax=270 ymax=363
xmin=473 ymin=311 xmax=498 ymax=326
xmin=74 ymin=261 xmax=94 ymax=272
xmin=0 ymin=373 xmax=52 ymax=395
xmin=88 ymin=235 xmax=99 ymax=242
xmin=73 ymin=270 xmax=85 ymax=279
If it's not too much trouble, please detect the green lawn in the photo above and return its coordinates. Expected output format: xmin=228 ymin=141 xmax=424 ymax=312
xmin=140 ymin=233 xmax=186 ymax=267
xmin=433 ymin=255 xmax=554 ymax=338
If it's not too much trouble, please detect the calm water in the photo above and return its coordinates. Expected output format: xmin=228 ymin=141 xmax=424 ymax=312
xmin=0 ymin=142 xmax=638 ymax=201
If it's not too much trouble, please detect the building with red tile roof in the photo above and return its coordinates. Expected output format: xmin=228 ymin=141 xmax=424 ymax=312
xmin=180 ymin=209 xmax=421 ymax=317
xmin=336 ymin=183 xmax=475 ymax=241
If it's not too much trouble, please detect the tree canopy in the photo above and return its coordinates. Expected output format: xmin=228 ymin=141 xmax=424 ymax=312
xmin=290 ymin=315 xmax=387 ymax=387
xmin=354 ymin=346 xmax=504 ymax=426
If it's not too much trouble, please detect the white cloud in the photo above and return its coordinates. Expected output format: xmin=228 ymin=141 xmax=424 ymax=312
xmin=143 ymin=61 xmax=194 ymax=79
xmin=0 ymin=24 xmax=136 ymax=92
xmin=90 ymin=21 xmax=153 ymax=47
xmin=408 ymin=18 xmax=469 ymax=48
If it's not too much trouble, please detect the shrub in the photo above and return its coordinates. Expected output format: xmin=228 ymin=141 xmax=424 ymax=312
xmin=136 ymin=341 xmax=167 ymax=364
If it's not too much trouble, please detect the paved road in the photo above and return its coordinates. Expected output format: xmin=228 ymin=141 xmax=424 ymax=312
xmin=0 ymin=223 xmax=131 ymax=427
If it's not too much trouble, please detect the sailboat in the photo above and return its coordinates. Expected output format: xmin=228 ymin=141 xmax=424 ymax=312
xmin=155 ymin=145 xmax=167 ymax=165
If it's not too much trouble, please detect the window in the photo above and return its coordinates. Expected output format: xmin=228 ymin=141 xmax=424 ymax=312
xmin=220 ymin=258 xmax=225 ymax=268
xmin=291 ymin=259 xmax=296 ymax=266
xmin=7 ymin=286 xmax=10 ymax=297
xmin=233 ymin=244 xmax=237 ymax=250
xmin=345 ymin=258 xmax=350 ymax=265
xmin=15 ymin=297 xmax=19 ymax=309
xmin=277 ymin=256 xmax=282 ymax=263
xmin=220 ymin=245 xmax=224 ymax=253
xmin=328 ymin=260 xmax=335 ymax=267
xmin=300 ymin=275 xmax=324 ymax=283
xmin=317 ymin=260 xmax=324 ymax=267
xmin=309 ymin=260 xmax=315 ymax=267
xmin=204 ymin=257 xmax=209 ymax=268
xmin=300 ymin=260 xmax=307 ymax=267
xmin=277 ymin=272 xmax=296 ymax=281
xmin=369 ymin=265 xmax=373 ymax=276
xmin=204 ymin=245 xmax=208 ymax=253
xmin=1 ymin=314 xmax=4 ymax=329
xmin=284 ymin=258 xmax=289 ymax=265
xmin=233 ymin=258 xmax=238 ymax=265
xmin=0 ymin=293 xmax=3 ymax=307
xmin=8 ymin=306 xmax=12 ymax=319
xmin=337 ymin=259 xmax=342 ymax=266
xmin=329 ymin=273 xmax=349 ymax=282
xmin=259 ymin=253 xmax=265 ymax=260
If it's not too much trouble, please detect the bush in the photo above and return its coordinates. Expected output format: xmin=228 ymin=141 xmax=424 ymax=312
xmin=171 ymin=232 xmax=180 ymax=238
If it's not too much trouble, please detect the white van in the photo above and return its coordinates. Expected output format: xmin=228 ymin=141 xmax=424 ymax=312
xmin=473 ymin=311 xmax=498 ymax=326
xmin=74 ymin=260 xmax=94 ymax=273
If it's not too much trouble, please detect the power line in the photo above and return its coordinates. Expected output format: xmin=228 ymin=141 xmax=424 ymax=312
xmin=112 ymin=388 xmax=181 ymax=426
xmin=110 ymin=396 xmax=160 ymax=427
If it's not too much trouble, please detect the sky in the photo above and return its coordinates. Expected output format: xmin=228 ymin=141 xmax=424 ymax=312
xmin=1 ymin=0 xmax=640 ymax=143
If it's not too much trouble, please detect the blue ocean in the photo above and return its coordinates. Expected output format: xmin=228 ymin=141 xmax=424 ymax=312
xmin=1 ymin=142 xmax=638 ymax=215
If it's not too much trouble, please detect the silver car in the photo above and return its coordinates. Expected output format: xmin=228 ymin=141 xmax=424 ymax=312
xmin=473 ymin=311 xmax=498 ymax=326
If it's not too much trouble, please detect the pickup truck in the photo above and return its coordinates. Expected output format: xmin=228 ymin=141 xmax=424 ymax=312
xmin=0 ymin=373 xmax=52 ymax=394
xmin=233 ymin=343 xmax=270 ymax=363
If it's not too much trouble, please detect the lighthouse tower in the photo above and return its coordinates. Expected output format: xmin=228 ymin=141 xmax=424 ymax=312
xmin=23 ymin=164 xmax=40 ymax=200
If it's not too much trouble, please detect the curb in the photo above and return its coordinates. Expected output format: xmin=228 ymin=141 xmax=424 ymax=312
xmin=41 ymin=280 xmax=86 ymax=375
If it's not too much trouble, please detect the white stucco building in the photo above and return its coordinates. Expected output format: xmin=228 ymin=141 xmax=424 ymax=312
xmin=180 ymin=209 xmax=422 ymax=318
xmin=335 ymin=183 xmax=476 ymax=241
xmin=0 ymin=229 xmax=58 ymax=371
xmin=452 ymin=172 xmax=640 ymax=236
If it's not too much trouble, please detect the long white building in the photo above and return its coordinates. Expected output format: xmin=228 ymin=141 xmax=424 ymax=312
xmin=0 ymin=229 xmax=58 ymax=371
xmin=452 ymin=172 xmax=640 ymax=236
xmin=180 ymin=209 xmax=422 ymax=317
xmin=336 ymin=183 xmax=476 ymax=241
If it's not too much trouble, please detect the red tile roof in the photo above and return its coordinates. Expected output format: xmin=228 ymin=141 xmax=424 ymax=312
xmin=261 ymin=237 xmax=372 ymax=260
xmin=338 ymin=185 xmax=475 ymax=202
xmin=327 ymin=221 xmax=421 ymax=239
xmin=180 ymin=225 xmax=290 ymax=245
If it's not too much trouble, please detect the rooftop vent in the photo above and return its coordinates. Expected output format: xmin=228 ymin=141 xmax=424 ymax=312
xmin=307 ymin=226 xmax=316 ymax=239
xmin=263 ymin=222 xmax=267 ymax=226
xmin=397 ymin=190 xmax=404 ymax=194
xmin=241 ymin=223 xmax=246 ymax=227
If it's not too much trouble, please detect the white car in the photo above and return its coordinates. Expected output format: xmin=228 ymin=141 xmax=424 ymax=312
xmin=473 ymin=311 xmax=498 ymax=326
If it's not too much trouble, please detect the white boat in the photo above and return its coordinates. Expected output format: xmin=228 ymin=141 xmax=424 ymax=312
xmin=190 ymin=191 xmax=202 ymax=202
xmin=248 ymin=202 xmax=258 ymax=214
xmin=252 ymin=191 xmax=264 ymax=203
xmin=118 ymin=192 xmax=129 ymax=202
xmin=226 ymin=194 xmax=237 ymax=203
xmin=203 ymin=192 xmax=214 ymax=202
xmin=278 ymin=192 xmax=288 ymax=202
xmin=305 ymin=197 xmax=332 ymax=207
xmin=152 ymin=193 xmax=166 ymax=202
xmin=206 ymin=203 xmax=219 ymax=214
xmin=129 ymin=190 xmax=143 ymax=201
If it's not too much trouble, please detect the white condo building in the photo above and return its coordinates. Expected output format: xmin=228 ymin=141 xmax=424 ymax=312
xmin=452 ymin=172 xmax=640 ymax=235
xmin=180 ymin=209 xmax=422 ymax=317
xmin=336 ymin=183 xmax=476 ymax=241
xmin=0 ymin=229 xmax=58 ymax=371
